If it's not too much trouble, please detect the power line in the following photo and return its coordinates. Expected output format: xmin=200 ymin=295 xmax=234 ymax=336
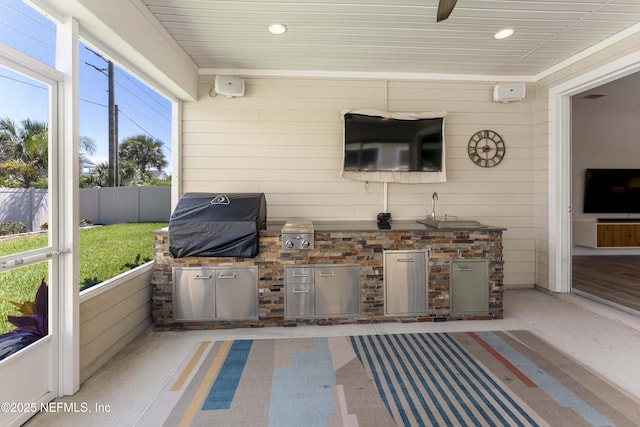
xmin=79 ymin=97 xmax=107 ymax=109
xmin=0 ymin=0 xmax=55 ymax=38
xmin=115 ymin=69 xmax=171 ymax=115
xmin=0 ymin=71 xmax=47 ymax=90
xmin=118 ymin=107 xmax=171 ymax=153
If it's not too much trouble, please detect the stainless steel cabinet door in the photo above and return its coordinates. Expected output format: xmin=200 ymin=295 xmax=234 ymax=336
xmin=215 ymin=266 xmax=258 ymax=320
xmin=314 ymin=266 xmax=360 ymax=316
xmin=384 ymin=250 xmax=428 ymax=315
xmin=173 ymin=269 xmax=216 ymax=321
xmin=450 ymin=259 xmax=488 ymax=316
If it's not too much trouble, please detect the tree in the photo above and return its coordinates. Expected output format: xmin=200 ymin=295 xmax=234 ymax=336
xmin=0 ymin=117 xmax=48 ymax=188
xmin=79 ymin=159 xmax=139 ymax=188
xmin=1 ymin=116 xmax=98 ymax=188
xmin=119 ymin=135 xmax=167 ymax=180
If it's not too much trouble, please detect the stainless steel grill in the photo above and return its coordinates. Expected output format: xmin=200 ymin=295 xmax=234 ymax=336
xmin=169 ymin=193 xmax=266 ymax=258
xmin=281 ymin=219 xmax=314 ymax=250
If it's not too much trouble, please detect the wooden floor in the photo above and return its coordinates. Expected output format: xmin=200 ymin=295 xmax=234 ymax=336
xmin=572 ymin=255 xmax=640 ymax=313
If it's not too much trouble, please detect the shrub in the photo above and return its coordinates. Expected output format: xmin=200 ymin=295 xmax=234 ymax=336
xmin=0 ymin=220 xmax=28 ymax=236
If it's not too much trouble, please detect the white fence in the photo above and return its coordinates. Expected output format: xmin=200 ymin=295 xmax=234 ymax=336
xmin=0 ymin=186 xmax=171 ymax=230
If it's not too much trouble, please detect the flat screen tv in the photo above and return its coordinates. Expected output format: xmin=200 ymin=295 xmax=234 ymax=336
xmin=341 ymin=109 xmax=446 ymax=184
xmin=583 ymin=168 xmax=640 ymax=213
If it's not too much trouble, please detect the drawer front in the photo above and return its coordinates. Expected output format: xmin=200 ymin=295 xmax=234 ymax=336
xmin=285 ymin=283 xmax=315 ymax=318
xmin=285 ymin=267 xmax=314 ymax=284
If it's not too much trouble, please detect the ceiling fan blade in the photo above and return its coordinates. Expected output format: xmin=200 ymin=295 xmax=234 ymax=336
xmin=437 ymin=0 xmax=458 ymax=22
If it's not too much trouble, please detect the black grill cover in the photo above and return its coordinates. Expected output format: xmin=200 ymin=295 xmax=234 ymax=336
xmin=169 ymin=193 xmax=266 ymax=258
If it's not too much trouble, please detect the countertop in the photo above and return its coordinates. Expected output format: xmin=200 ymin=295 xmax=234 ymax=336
xmin=156 ymin=220 xmax=505 ymax=234
xmin=267 ymin=220 xmax=504 ymax=232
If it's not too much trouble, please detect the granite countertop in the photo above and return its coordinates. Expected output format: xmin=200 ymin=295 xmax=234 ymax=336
xmin=156 ymin=221 xmax=504 ymax=234
xmin=267 ymin=220 xmax=504 ymax=232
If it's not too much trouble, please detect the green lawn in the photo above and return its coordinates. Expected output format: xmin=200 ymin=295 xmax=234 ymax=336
xmin=0 ymin=222 xmax=167 ymax=334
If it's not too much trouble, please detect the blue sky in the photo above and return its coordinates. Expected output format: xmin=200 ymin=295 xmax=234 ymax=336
xmin=0 ymin=0 xmax=172 ymax=171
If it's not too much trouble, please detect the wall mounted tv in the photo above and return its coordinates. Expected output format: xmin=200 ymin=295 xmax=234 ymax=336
xmin=583 ymin=168 xmax=640 ymax=213
xmin=340 ymin=109 xmax=447 ymax=184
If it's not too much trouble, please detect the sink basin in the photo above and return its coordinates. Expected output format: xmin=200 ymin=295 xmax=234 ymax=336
xmin=417 ymin=216 xmax=482 ymax=229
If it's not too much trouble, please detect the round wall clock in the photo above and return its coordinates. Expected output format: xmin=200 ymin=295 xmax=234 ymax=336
xmin=468 ymin=130 xmax=505 ymax=168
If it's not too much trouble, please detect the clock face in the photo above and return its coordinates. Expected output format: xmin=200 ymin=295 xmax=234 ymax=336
xmin=468 ymin=130 xmax=505 ymax=168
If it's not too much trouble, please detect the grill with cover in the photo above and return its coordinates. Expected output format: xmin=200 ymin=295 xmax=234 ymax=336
xmin=169 ymin=193 xmax=266 ymax=258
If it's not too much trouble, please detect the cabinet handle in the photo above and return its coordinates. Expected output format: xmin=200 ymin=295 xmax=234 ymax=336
xmin=318 ymin=270 xmax=335 ymax=277
xmin=292 ymin=273 xmax=310 ymax=277
xmin=396 ymin=258 xmax=415 ymax=262
xmin=217 ymin=272 xmax=237 ymax=279
xmin=455 ymin=266 xmax=475 ymax=271
xmin=193 ymin=274 xmax=213 ymax=279
xmin=292 ymin=289 xmax=310 ymax=294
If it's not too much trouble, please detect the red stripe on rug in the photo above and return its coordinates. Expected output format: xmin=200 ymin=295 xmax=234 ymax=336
xmin=467 ymin=332 xmax=537 ymax=388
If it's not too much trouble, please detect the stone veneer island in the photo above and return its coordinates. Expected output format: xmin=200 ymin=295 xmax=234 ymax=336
xmin=151 ymin=220 xmax=505 ymax=330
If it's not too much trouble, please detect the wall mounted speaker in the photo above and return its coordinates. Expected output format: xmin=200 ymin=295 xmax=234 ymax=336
xmin=493 ymin=82 xmax=526 ymax=103
xmin=214 ymin=75 xmax=245 ymax=97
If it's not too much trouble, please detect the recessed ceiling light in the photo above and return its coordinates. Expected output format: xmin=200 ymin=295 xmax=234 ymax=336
xmin=494 ymin=28 xmax=514 ymax=40
xmin=268 ymin=23 xmax=287 ymax=35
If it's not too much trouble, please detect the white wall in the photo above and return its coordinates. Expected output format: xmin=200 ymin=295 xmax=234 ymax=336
xmin=572 ymin=109 xmax=640 ymax=222
xmin=182 ymin=76 xmax=536 ymax=286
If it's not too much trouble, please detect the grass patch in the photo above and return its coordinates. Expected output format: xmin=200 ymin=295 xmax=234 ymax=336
xmin=0 ymin=222 xmax=166 ymax=334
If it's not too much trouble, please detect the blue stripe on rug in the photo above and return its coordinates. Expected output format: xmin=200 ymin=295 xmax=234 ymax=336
xmin=429 ymin=333 xmax=538 ymax=426
xmin=476 ymin=331 xmax=615 ymax=427
xmin=202 ymin=339 xmax=253 ymax=410
xmin=268 ymin=337 xmax=335 ymax=427
xmin=392 ymin=333 xmax=465 ymax=426
xmin=352 ymin=333 xmax=539 ymax=427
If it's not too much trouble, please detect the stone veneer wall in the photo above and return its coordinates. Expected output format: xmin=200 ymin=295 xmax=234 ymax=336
xmin=151 ymin=228 xmax=504 ymax=330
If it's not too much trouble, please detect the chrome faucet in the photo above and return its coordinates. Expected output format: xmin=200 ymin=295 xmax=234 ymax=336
xmin=431 ymin=192 xmax=438 ymax=219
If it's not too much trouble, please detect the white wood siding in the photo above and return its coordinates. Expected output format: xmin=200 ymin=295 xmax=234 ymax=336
xmin=182 ymin=76 xmax=536 ymax=286
xmin=78 ymin=264 xmax=153 ymax=383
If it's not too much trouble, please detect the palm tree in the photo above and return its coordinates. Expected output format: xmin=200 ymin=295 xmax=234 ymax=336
xmin=0 ymin=117 xmax=18 ymax=161
xmin=0 ymin=117 xmax=48 ymax=188
xmin=119 ymin=135 xmax=167 ymax=179
xmin=80 ymin=160 xmax=140 ymax=188
xmin=1 ymin=117 xmax=98 ymax=188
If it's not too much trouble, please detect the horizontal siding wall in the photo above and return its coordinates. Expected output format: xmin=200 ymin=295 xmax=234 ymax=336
xmin=183 ymin=76 xmax=535 ymax=286
xmin=78 ymin=265 xmax=153 ymax=383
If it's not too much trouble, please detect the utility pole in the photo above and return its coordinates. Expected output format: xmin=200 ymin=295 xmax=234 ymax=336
xmin=108 ymin=61 xmax=119 ymax=186
xmin=86 ymin=48 xmax=119 ymax=186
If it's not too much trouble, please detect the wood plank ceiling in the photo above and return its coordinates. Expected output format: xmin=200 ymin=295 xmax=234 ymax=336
xmin=142 ymin=0 xmax=640 ymax=76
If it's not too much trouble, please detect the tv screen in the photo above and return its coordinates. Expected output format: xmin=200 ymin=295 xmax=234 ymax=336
xmin=343 ymin=112 xmax=443 ymax=172
xmin=583 ymin=169 xmax=640 ymax=213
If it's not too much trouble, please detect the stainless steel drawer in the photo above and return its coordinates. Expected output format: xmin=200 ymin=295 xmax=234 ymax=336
xmin=285 ymin=267 xmax=314 ymax=284
xmin=285 ymin=283 xmax=315 ymax=317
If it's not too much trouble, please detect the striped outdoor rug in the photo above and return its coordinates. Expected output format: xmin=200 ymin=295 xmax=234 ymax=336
xmin=137 ymin=331 xmax=640 ymax=426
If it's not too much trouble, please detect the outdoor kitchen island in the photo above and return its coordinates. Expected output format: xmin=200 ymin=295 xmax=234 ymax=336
xmin=151 ymin=220 xmax=505 ymax=330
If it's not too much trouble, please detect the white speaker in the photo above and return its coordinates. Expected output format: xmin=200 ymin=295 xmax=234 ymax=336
xmin=214 ymin=75 xmax=245 ymax=97
xmin=493 ymin=82 xmax=526 ymax=103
